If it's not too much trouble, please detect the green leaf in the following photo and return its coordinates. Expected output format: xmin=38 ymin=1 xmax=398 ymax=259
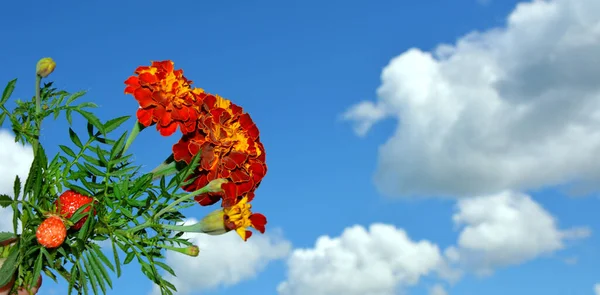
xmin=43 ymin=268 xmax=58 ymax=283
xmin=123 ymin=252 xmax=135 ymax=265
xmin=66 ymin=91 xmax=86 ymax=106
xmin=120 ymin=207 xmax=133 ymax=219
xmin=0 ymin=245 xmax=18 ymax=287
xmin=109 ymin=132 xmax=127 ymax=160
xmin=87 ymin=253 xmax=110 ymax=293
xmin=104 ymin=116 xmax=130 ymax=133
xmin=69 ymin=128 xmax=83 ymax=148
xmin=0 ymin=232 xmax=16 ymax=243
xmin=66 ymin=109 xmax=73 ymax=125
xmin=90 ymin=244 xmax=115 ymax=273
xmin=1 ymin=79 xmax=16 ymax=105
xmin=109 ymin=236 xmax=121 ymax=277
xmin=78 ymin=110 xmax=105 ymax=134
xmin=31 ymin=252 xmax=43 ymax=289
xmin=83 ymin=163 xmax=105 ymax=177
xmin=155 ymin=261 xmax=176 ymax=276
xmin=0 ymin=194 xmax=12 ymax=208
xmin=78 ymin=261 xmax=90 ymax=295
xmin=87 ymin=122 xmax=94 ymax=137
xmin=83 ymin=255 xmax=100 ymax=295
xmin=12 ymin=176 xmax=20 ymax=200
xmin=59 ymin=145 xmax=77 ymax=158
xmin=140 ymin=262 xmax=156 ymax=282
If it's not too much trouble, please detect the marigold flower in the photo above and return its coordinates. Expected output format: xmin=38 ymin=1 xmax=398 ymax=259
xmin=172 ymin=94 xmax=267 ymax=207
xmin=124 ymin=60 xmax=204 ymax=136
xmin=196 ymin=196 xmax=267 ymax=241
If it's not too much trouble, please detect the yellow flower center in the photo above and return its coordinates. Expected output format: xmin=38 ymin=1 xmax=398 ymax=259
xmin=223 ymin=197 xmax=254 ymax=240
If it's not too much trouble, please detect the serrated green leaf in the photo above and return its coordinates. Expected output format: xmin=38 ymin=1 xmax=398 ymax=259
xmin=0 ymin=194 xmax=12 ymax=208
xmin=0 ymin=245 xmax=18 ymax=287
xmin=1 ymin=79 xmax=16 ymax=105
xmin=12 ymin=176 xmax=20 ymax=200
xmin=81 ymin=154 xmax=104 ymax=167
xmin=109 ymin=237 xmax=121 ymax=277
xmin=90 ymin=244 xmax=114 ymax=272
xmin=120 ymin=207 xmax=133 ymax=219
xmin=59 ymin=145 xmax=77 ymax=158
xmin=123 ymin=252 xmax=135 ymax=265
xmin=83 ymin=163 xmax=105 ymax=177
xmin=104 ymin=116 xmax=130 ymax=133
xmin=140 ymin=262 xmax=157 ymax=282
xmin=78 ymin=110 xmax=105 ymax=134
xmin=155 ymin=261 xmax=176 ymax=276
xmin=31 ymin=252 xmax=43 ymax=289
xmin=109 ymin=132 xmax=127 ymax=160
xmin=87 ymin=122 xmax=94 ymax=137
xmin=66 ymin=109 xmax=73 ymax=125
xmin=78 ymin=261 xmax=90 ymax=295
xmin=83 ymin=255 xmax=100 ymax=295
xmin=43 ymin=268 xmax=58 ymax=283
xmin=69 ymin=128 xmax=83 ymax=148
xmin=88 ymin=253 xmax=111 ymax=293
xmin=78 ymin=102 xmax=97 ymax=109
xmin=66 ymin=91 xmax=86 ymax=106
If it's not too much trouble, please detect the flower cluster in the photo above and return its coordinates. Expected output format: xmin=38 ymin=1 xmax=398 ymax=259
xmin=124 ymin=60 xmax=267 ymax=240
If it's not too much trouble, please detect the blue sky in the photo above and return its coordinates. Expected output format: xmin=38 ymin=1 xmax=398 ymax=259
xmin=1 ymin=0 xmax=600 ymax=294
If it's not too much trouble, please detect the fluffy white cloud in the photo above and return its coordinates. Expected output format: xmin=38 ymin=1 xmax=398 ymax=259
xmin=446 ymin=191 xmax=590 ymax=274
xmin=594 ymin=283 xmax=600 ymax=295
xmin=343 ymin=0 xmax=600 ymax=198
xmin=429 ymin=284 xmax=448 ymax=295
xmin=278 ymin=192 xmax=589 ymax=293
xmin=0 ymin=129 xmax=33 ymax=232
xmin=277 ymin=224 xmax=444 ymax=295
xmin=150 ymin=220 xmax=291 ymax=295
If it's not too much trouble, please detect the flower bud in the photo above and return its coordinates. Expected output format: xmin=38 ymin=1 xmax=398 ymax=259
xmin=159 ymin=244 xmax=200 ymax=257
xmin=206 ymin=178 xmax=228 ymax=193
xmin=185 ymin=245 xmax=200 ymax=257
xmin=196 ymin=209 xmax=229 ymax=235
xmin=36 ymin=57 xmax=56 ymax=78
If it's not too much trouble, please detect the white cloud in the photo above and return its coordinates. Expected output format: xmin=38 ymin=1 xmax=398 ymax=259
xmin=277 ymin=224 xmax=444 ymax=295
xmin=343 ymin=0 xmax=600 ymax=198
xmin=429 ymin=284 xmax=448 ymax=295
xmin=0 ymin=129 xmax=33 ymax=232
xmin=150 ymin=219 xmax=291 ymax=295
xmin=594 ymin=283 xmax=600 ymax=295
xmin=278 ymin=192 xmax=589 ymax=293
xmin=447 ymin=191 xmax=590 ymax=274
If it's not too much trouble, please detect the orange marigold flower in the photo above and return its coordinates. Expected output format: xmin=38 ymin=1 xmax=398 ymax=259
xmin=172 ymin=94 xmax=267 ymax=207
xmin=223 ymin=197 xmax=267 ymax=241
xmin=124 ymin=60 xmax=204 ymax=136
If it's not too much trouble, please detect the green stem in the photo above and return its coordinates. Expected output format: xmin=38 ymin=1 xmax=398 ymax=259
xmin=159 ymin=223 xmax=201 ymax=232
xmin=150 ymin=154 xmax=178 ymax=180
xmin=32 ymin=75 xmax=42 ymax=154
xmin=125 ymin=184 xmax=211 ymax=233
xmin=122 ymin=121 xmax=144 ymax=154
xmin=154 ymin=185 xmax=212 ymax=220
xmin=125 ymin=222 xmax=152 ymax=234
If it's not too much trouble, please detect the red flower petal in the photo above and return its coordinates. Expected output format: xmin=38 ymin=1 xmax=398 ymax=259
xmin=136 ymin=109 xmax=153 ymax=127
xmin=249 ymin=213 xmax=267 ymax=233
xmin=133 ymin=88 xmax=155 ymax=108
